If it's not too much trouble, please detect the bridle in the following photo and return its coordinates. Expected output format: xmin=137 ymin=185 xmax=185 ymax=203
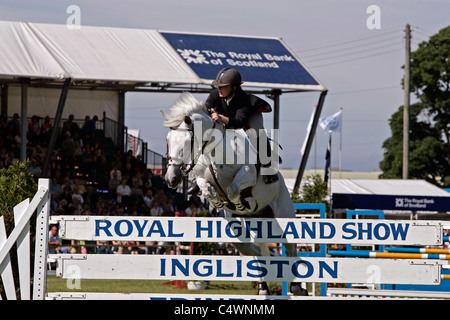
xmin=166 ymin=121 xmax=218 ymax=176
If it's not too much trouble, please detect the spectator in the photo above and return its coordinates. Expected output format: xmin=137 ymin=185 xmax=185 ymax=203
xmin=150 ymin=200 xmax=163 ymax=217
xmin=96 ymin=240 xmax=112 ymax=254
xmin=40 ymin=116 xmax=52 ymax=146
xmin=28 ymin=115 xmax=41 ymax=146
xmin=8 ymin=113 xmax=20 ymax=136
xmin=48 ymin=225 xmax=68 ymax=254
xmin=116 ymin=178 xmax=131 ymax=206
xmin=50 ymin=177 xmax=62 ymax=198
xmin=62 ymin=114 xmax=79 ymax=137
xmin=130 ymin=187 xmax=144 ymax=212
xmin=31 ymin=144 xmax=46 ymax=161
xmin=79 ymin=145 xmax=94 ymax=177
xmin=110 ymin=165 xmax=122 ymax=182
xmin=108 ymin=171 xmax=121 ymax=200
xmin=143 ymin=189 xmax=153 ymax=209
xmin=28 ymin=158 xmax=42 ymax=177
xmin=153 ymin=189 xmax=167 ymax=206
xmin=60 ymin=131 xmax=75 ymax=176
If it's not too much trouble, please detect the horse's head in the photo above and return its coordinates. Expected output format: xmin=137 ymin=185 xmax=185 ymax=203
xmin=161 ymin=93 xmax=213 ymax=189
xmin=164 ymin=115 xmax=193 ymax=188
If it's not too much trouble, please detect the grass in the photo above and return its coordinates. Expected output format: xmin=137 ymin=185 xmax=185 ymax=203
xmin=46 ymin=276 xmax=286 ymax=295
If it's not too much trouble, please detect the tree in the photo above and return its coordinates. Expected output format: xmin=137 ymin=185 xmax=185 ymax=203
xmin=291 ymin=174 xmax=330 ymax=217
xmin=0 ymin=160 xmax=37 ymax=299
xmin=0 ymin=160 xmax=37 ymax=232
xmin=380 ymin=25 xmax=450 ymax=186
xmin=380 ymin=103 xmax=448 ymax=185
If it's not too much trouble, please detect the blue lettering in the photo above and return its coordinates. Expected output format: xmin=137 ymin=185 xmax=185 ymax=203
xmin=245 ymin=220 xmax=263 ymax=239
xmin=246 ymin=259 xmax=267 ymax=278
xmin=132 ymin=219 xmax=148 ymax=237
xmin=193 ymin=259 xmax=213 ymax=277
xmin=216 ymin=260 xmax=233 ymax=277
xmin=319 ymin=261 xmax=338 ymax=278
xmin=291 ymin=260 xmax=313 ymax=278
xmin=390 ymin=223 xmax=410 ymax=240
xmin=115 ymin=219 xmax=132 ymax=237
xmin=342 ymin=222 xmax=357 ymax=239
xmin=283 ymin=222 xmax=299 ymax=239
xmin=267 ymin=220 xmax=282 ymax=239
xmin=172 ymin=259 xmax=189 ymax=276
xmin=374 ymin=223 xmax=390 ymax=240
xmin=236 ymin=260 xmax=242 ymax=278
xmin=301 ymin=221 xmax=316 ymax=239
xmin=160 ymin=258 xmax=166 ymax=276
xmin=270 ymin=260 xmax=289 ymax=278
xmin=147 ymin=220 xmax=166 ymax=237
xmin=168 ymin=220 xmax=184 ymax=237
xmin=320 ymin=222 xmax=335 ymax=239
xmin=225 ymin=221 xmax=242 ymax=238
xmin=358 ymin=223 xmax=372 ymax=240
xmin=95 ymin=220 xmax=112 ymax=237
xmin=216 ymin=220 xmax=222 ymax=238
xmin=196 ymin=220 xmax=213 ymax=238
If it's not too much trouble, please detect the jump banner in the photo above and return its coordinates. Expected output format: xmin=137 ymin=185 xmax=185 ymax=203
xmin=51 ymin=216 xmax=443 ymax=246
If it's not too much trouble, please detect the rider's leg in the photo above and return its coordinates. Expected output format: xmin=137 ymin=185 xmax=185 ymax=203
xmin=248 ymin=113 xmax=279 ymax=184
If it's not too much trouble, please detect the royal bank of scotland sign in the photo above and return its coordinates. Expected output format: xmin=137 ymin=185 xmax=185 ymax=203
xmin=161 ymin=32 xmax=320 ymax=87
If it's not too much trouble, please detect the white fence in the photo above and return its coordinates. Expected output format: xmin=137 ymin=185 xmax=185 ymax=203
xmin=0 ymin=179 xmax=449 ymax=300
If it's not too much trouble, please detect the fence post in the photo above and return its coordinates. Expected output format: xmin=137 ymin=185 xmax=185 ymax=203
xmin=32 ymin=179 xmax=50 ymax=300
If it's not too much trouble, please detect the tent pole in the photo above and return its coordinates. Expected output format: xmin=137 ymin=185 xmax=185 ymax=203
xmin=293 ymin=90 xmax=327 ymax=192
xmin=272 ymin=89 xmax=281 ymax=130
xmin=20 ymin=78 xmax=29 ymax=162
xmin=1 ymin=84 xmax=8 ymax=116
xmin=118 ymin=90 xmax=125 ymax=147
xmin=42 ymin=78 xmax=71 ymax=177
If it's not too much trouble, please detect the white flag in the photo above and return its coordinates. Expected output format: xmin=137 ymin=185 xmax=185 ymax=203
xmin=319 ymin=109 xmax=342 ymax=133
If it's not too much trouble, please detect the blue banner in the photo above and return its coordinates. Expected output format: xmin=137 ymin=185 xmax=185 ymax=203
xmin=161 ymin=32 xmax=319 ymax=86
xmin=333 ymin=193 xmax=450 ymax=211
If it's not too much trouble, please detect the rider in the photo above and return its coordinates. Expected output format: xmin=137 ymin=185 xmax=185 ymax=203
xmin=188 ymin=67 xmax=278 ymax=195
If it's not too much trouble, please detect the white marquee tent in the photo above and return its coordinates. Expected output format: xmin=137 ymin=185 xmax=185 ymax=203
xmin=0 ymin=20 xmax=326 ymax=183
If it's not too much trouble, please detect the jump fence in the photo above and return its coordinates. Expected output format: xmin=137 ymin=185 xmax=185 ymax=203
xmin=0 ymin=179 xmax=449 ymax=300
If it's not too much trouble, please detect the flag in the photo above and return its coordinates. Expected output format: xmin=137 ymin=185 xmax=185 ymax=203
xmin=324 ymin=134 xmax=331 ymax=183
xmin=319 ymin=109 xmax=342 ymax=133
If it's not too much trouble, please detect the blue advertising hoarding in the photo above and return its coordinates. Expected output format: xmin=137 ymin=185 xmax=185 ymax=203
xmin=333 ymin=193 xmax=450 ymax=212
xmin=161 ymin=32 xmax=323 ymax=90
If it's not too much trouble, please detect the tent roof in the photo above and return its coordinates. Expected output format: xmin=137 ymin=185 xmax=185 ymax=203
xmin=331 ymin=179 xmax=450 ymax=212
xmin=0 ymin=21 xmax=325 ymax=92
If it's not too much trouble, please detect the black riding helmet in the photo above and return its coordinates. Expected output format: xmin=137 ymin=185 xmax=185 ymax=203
xmin=212 ymin=68 xmax=243 ymax=87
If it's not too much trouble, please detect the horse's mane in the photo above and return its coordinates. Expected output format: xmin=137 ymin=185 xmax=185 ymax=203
xmin=161 ymin=92 xmax=206 ymax=128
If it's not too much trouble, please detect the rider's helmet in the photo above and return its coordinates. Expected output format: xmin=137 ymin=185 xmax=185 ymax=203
xmin=212 ymin=68 xmax=242 ymax=87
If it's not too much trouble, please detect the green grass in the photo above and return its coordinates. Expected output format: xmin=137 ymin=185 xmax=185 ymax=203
xmin=46 ymin=276 xmax=286 ymax=295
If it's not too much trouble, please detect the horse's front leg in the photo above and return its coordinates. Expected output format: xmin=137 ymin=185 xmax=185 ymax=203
xmin=227 ymin=164 xmax=257 ymax=212
xmin=196 ymin=177 xmax=225 ymax=210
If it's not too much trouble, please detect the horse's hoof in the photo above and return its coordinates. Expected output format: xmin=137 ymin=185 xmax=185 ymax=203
xmin=257 ymin=282 xmax=270 ymax=295
xmin=290 ymin=283 xmax=308 ymax=296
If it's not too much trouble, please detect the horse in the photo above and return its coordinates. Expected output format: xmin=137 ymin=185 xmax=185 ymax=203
xmin=161 ymin=92 xmax=306 ymax=295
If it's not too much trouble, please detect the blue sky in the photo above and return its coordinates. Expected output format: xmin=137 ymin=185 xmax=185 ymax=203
xmin=1 ymin=0 xmax=449 ymax=172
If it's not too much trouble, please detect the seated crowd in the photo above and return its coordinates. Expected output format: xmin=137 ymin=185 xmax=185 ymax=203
xmin=1 ymin=113 xmax=212 ymax=255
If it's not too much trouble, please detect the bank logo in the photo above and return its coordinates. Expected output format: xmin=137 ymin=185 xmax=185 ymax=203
xmin=177 ymin=49 xmax=209 ymax=64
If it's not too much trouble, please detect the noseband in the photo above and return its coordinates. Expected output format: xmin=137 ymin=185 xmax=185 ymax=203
xmin=166 ymin=125 xmax=195 ymax=175
xmin=166 ymin=121 xmax=218 ymax=176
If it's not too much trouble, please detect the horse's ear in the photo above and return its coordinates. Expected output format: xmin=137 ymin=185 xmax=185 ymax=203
xmin=184 ymin=115 xmax=192 ymax=126
xmin=160 ymin=109 xmax=169 ymax=121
